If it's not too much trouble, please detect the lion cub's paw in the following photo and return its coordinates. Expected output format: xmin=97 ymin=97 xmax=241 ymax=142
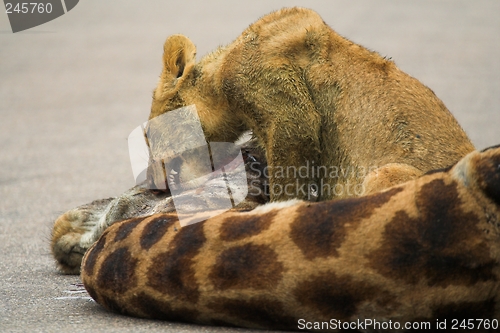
xmin=51 ymin=210 xmax=89 ymax=274
xmin=51 ymin=198 xmax=113 ymax=274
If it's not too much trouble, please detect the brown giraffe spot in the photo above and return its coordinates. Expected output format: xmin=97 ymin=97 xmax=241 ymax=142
xmin=368 ymin=179 xmax=496 ymax=287
xmin=293 ymin=271 xmax=396 ymax=320
xmin=113 ymin=217 xmax=143 ymax=242
xmin=475 ymin=151 xmax=500 ymax=205
xmin=208 ymin=297 xmax=296 ymax=330
xmin=219 ymin=212 xmax=276 ymax=242
xmin=83 ymin=231 xmax=108 ymax=277
xmin=140 ymin=215 xmax=176 ymax=250
xmin=209 ymin=243 xmax=284 ymax=290
xmin=291 ymin=187 xmax=402 ymax=260
xmin=96 ymin=247 xmax=138 ymax=294
xmin=129 ymin=292 xmax=200 ymax=322
xmin=147 ymin=222 xmax=206 ymax=303
xmin=431 ymin=298 xmax=496 ymax=321
xmin=99 ymin=294 xmax=125 ymax=314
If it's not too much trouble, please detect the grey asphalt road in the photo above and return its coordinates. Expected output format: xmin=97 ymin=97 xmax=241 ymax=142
xmin=1 ymin=0 xmax=499 ymax=332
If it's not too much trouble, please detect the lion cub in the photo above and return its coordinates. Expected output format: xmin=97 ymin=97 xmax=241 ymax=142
xmin=148 ymin=7 xmax=473 ymax=201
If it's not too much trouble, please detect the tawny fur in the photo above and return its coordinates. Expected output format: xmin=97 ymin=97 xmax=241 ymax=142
xmin=52 ymin=7 xmax=476 ymax=274
xmin=149 ymin=7 xmax=474 ymax=201
xmin=81 ymin=145 xmax=500 ymax=332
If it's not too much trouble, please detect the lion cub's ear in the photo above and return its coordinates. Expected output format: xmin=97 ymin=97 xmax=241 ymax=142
xmin=159 ymin=35 xmax=196 ymax=88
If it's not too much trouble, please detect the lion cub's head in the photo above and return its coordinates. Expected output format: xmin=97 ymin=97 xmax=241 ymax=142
xmin=145 ymin=35 xmax=249 ymax=192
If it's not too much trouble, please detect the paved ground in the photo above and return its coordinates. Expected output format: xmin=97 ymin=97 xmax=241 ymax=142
xmin=0 ymin=0 xmax=499 ymax=332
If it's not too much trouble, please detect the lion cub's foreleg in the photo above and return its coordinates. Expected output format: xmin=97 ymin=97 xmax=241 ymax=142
xmin=232 ymin=66 xmax=323 ymax=202
xmin=265 ymin=120 xmax=322 ymax=202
